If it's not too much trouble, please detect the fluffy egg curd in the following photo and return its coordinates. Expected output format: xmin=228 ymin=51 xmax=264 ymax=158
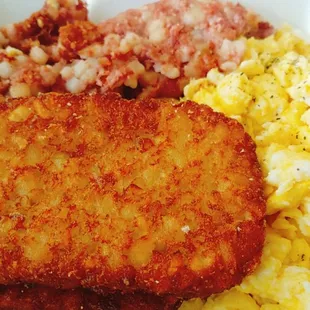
xmin=180 ymin=27 xmax=310 ymax=310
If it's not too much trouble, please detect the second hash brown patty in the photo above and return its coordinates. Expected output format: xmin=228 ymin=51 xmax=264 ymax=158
xmin=0 ymin=284 xmax=180 ymax=310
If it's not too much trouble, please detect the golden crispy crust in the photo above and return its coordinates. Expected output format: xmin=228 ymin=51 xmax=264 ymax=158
xmin=0 ymin=93 xmax=265 ymax=298
xmin=0 ymin=285 xmax=179 ymax=310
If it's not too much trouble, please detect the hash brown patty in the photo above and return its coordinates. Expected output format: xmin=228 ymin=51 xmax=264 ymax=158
xmin=0 ymin=93 xmax=265 ymax=298
xmin=0 ymin=285 xmax=179 ymax=310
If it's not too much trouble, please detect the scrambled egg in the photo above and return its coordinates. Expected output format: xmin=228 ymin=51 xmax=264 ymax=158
xmin=181 ymin=27 xmax=310 ymax=310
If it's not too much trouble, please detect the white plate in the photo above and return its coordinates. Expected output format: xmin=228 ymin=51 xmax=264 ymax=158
xmin=0 ymin=0 xmax=310 ymax=37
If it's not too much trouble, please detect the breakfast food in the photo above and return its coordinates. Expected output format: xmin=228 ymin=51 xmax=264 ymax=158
xmin=0 ymin=0 xmax=272 ymax=99
xmin=0 ymin=92 xmax=265 ymax=298
xmin=0 ymin=0 xmax=89 ymax=97
xmin=0 ymin=285 xmax=179 ymax=310
xmin=181 ymin=27 xmax=310 ymax=309
xmin=1 ymin=0 xmax=88 ymax=54
xmin=81 ymin=0 xmax=273 ymax=98
xmin=5 ymin=0 xmax=310 ymax=308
